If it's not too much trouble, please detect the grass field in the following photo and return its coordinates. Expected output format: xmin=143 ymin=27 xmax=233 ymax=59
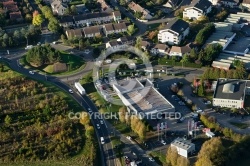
xmin=20 ymin=52 xmax=85 ymax=75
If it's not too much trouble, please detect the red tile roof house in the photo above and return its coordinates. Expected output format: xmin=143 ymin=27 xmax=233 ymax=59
xmin=9 ymin=11 xmax=23 ymax=22
xmin=3 ymin=1 xmax=19 ymax=12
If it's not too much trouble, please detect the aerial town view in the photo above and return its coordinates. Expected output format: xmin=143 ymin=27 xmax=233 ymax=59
xmin=1 ymin=0 xmax=250 ymax=166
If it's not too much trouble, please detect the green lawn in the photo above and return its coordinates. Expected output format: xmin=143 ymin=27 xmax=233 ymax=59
xmin=20 ymin=52 xmax=85 ymax=76
xmin=150 ymin=151 xmax=168 ymax=165
xmin=230 ymin=122 xmax=249 ymax=129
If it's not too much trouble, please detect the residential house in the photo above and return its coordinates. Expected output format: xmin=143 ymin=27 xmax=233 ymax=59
xmin=59 ymin=16 xmax=74 ymax=28
xmin=150 ymin=44 xmax=169 ymax=55
xmin=83 ymin=26 xmax=101 ymax=38
xmin=113 ymin=11 xmax=121 ymax=22
xmin=97 ymin=0 xmax=113 ymax=12
xmin=65 ymin=28 xmax=83 ymax=39
xmin=3 ymin=1 xmax=19 ymax=12
xmin=106 ymin=40 xmax=123 ymax=49
xmin=158 ymin=19 xmax=189 ymax=45
xmin=169 ymin=45 xmax=191 ymax=57
xmin=51 ymin=0 xmax=67 ymax=16
xmin=128 ymin=1 xmax=153 ymax=20
xmin=141 ymin=40 xmax=150 ymax=51
xmin=220 ymin=0 xmax=240 ymax=8
xmin=242 ymin=0 xmax=250 ymax=10
xmin=113 ymin=22 xmax=127 ymax=33
xmin=117 ymin=36 xmax=135 ymax=45
xmin=103 ymin=23 xmax=115 ymax=36
xmin=73 ymin=11 xmax=121 ymax=27
xmin=183 ymin=0 xmax=212 ymax=20
xmin=9 ymin=11 xmax=23 ymax=22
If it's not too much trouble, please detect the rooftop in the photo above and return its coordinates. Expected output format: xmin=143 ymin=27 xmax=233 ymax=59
xmin=189 ymin=0 xmax=212 ymax=11
xmin=66 ymin=29 xmax=83 ymax=38
xmin=214 ymin=79 xmax=247 ymax=100
xmin=171 ymin=138 xmax=195 ymax=150
xmin=153 ymin=44 xmax=168 ymax=51
xmin=161 ymin=19 xmax=189 ymax=34
xmin=9 ymin=11 xmax=22 ymax=20
xmin=83 ymin=26 xmax=100 ymax=35
xmin=59 ymin=16 xmax=74 ymax=23
xmin=114 ymin=79 xmax=174 ymax=115
xmin=170 ymin=45 xmax=191 ymax=54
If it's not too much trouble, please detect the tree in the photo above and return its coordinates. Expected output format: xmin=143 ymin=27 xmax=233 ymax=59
xmin=195 ymin=138 xmax=227 ymax=166
xmin=48 ymin=17 xmax=60 ymax=33
xmin=135 ymin=36 xmax=142 ymax=49
xmin=197 ymin=16 xmax=209 ymax=24
xmin=32 ymin=13 xmax=44 ymax=27
xmin=4 ymin=115 xmax=12 ymax=125
xmin=119 ymin=106 xmax=126 ymax=123
xmin=41 ymin=6 xmax=53 ymax=19
xmin=119 ymin=0 xmax=126 ymax=5
xmin=190 ymin=48 xmax=198 ymax=60
xmin=174 ymin=7 xmax=184 ymax=18
xmin=180 ymin=54 xmax=189 ymax=67
xmin=71 ymin=5 xmax=77 ymax=15
xmin=195 ymin=23 xmax=215 ymax=45
xmin=80 ymin=112 xmax=90 ymax=126
xmin=148 ymin=30 xmax=158 ymax=40
xmin=198 ymin=81 xmax=204 ymax=96
xmin=25 ymin=13 xmax=32 ymax=22
xmin=215 ymin=9 xmax=228 ymax=21
xmin=35 ymin=0 xmax=42 ymax=4
xmin=134 ymin=11 xmax=143 ymax=19
xmin=166 ymin=146 xmax=179 ymax=166
xmin=138 ymin=123 xmax=146 ymax=140
xmin=127 ymin=24 xmax=136 ymax=35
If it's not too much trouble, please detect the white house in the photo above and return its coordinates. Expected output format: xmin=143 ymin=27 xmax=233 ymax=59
xmin=171 ymin=138 xmax=195 ymax=158
xmin=183 ymin=0 xmax=212 ymax=20
xmin=220 ymin=0 xmax=240 ymax=8
xmin=158 ymin=19 xmax=189 ymax=45
xmin=51 ymin=0 xmax=67 ymax=16
xmin=150 ymin=44 xmax=169 ymax=55
xmin=242 ymin=0 xmax=250 ymax=10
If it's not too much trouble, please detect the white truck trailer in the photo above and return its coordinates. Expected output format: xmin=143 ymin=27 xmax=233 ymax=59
xmin=74 ymin=82 xmax=86 ymax=95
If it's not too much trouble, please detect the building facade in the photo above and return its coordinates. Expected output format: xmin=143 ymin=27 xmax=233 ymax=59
xmin=158 ymin=19 xmax=189 ymax=45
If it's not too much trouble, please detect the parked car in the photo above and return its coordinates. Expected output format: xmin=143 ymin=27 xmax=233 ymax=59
xmin=149 ymin=157 xmax=155 ymax=162
xmin=29 ymin=71 xmax=35 ymax=74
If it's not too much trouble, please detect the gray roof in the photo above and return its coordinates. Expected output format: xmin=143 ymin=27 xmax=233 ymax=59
xmin=171 ymin=138 xmax=195 ymax=150
xmin=214 ymin=79 xmax=246 ymax=100
xmin=104 ymin=23 xmax=114 ymax=31
xmin=221 ymin=0 xmax=239 ymax=3
xmin=162 ymin=19 xmax=189 ymax=34
xmin=74 ymin=12 xmax=112 ymax=21
xmin=109 ymin=40 xmax=121 ymax=47
xmin=113 ymin=11 xmax=121 ymax=17
xmin=113 ymin=22 xmax=127 ymax=30
xmin=59 ymin=16 xmax=74 ymax=23
xmin=119 ymin=36 xmax=134 ymax=43
xmin=153 ymin=44 xmax=168 ymax=50
xmin=189 ymin=0 xmax=212 ymax=12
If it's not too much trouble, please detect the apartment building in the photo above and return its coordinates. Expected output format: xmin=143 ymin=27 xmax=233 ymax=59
xmin=183 ymin=0 xmax=212 ymax=20
xmin=158 ymin=19 xmax=189 ymax=45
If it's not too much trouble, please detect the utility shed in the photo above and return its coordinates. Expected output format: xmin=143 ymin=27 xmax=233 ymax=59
xmin=170 ymin=138 xmax=195 ymax=158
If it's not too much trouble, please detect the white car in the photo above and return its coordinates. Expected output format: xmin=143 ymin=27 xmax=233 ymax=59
xmin=149 ymin=157 xmax=155 ymax=162
xmin=0 ymin=56 xmax=2 ymax=58
xmin=96 ymin=124 xmax=100 ymax=129
xmin=126 ymin=136 xmax=132 ymax=140
xmin=68 ymin=89 xmax=73 ymax=94
xmin=88 ymin=108 xmax=92 ymax=113
xmin=161 ymin=140 xmax=166 ymax=145
xmin=29 ymin=71 xmax=34 ymax=74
